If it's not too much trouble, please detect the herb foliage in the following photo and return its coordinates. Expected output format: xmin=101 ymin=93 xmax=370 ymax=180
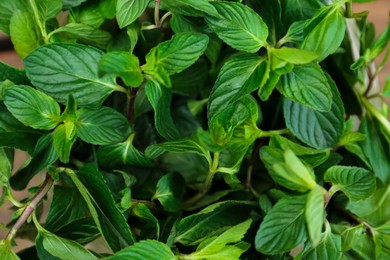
xmin=0 ymin=0 xmax=390 ymax=259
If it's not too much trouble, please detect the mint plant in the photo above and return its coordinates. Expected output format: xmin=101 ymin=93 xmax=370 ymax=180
xmin=0 ymin=0 xmax=389 ymax=259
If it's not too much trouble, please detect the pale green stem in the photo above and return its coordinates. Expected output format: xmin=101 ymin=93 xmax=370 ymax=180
xmin=257 ymin=128 xmax=290 ymax=139
xmin=28 ymin=0 xmax=48 ymax=43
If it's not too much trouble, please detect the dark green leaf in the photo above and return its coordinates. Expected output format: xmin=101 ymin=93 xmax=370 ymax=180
xmin=144 ymin=80 xmax=180 ymax=140
xmin=277 ymin=64 xmax=332 ymax=111
xmin=39 ymin=230 xmax=97 ymax=260
xmin=49 ymin=23 xmax=112 ymax=50
xmin=10 ymin=134 xmax=58 ymax=190
xmin=255 ymin=195 xmax=308 ymax=254
xmin=206 ymin=2 xmax=268 ymax=53
xmin=208 ymin=54 xmax=266 ymax=121
xmin=131 ymin=203 xmax=160 ymax=240
xmin=162 ymin=0 xmax=218 ymax=17
xmin=116 ymin=0 xmax=151 ymax=28
xmin=175 ymin=200 xmax=254 ymax=246
xmin=24 ymin=43 xmax=125 ymax=107
xmin=97 ymin=134 xmax=151 ymax=168
xmin=68 ymin=165 xmax=135 ymax=252
xmin=99 ymin=51 xmax=143 ymax=87
xmin=324 ymin=166 xmax=376 ymax=201
xmin=0 ymin=148 xmax=13 ymax=187
xmin=45 ymin=186 xmax=88 ymax=232
xmin=282 ymin=0 xmax=324 ymax=26
xmin=108 ymin=240 xmax=176 ymax=260
xmin=142 ymin=33 xmax=209 ymax=76
xmin=62 ymin=0 xmax=87 ymax=9
xmin=0 ymin=61 xmax=29 ymax=85
xmin=152 ymin=172 xmax=185 ymax=213
xmin=76 ymin=107 xmax=131 ymax=145
xmin=283 ymin=73 xmax=344 ymax=149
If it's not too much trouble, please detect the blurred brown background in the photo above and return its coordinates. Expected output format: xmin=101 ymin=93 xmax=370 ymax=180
xmin=0 ymin=0 xmax=389 ymax=252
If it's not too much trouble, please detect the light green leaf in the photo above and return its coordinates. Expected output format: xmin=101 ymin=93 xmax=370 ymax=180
xmin=144 ymin=80 xmax=180 ymax=140
xmin=76 ymin=107 xmax=131 ymax=145
xmin=175 ymin=201 xmax=254 ymax=246
xmin=305 ymin=185 xmax=325 ymax=246
xmin=255 ymin=195 xmax=308 ymax=254
xmin=205 ymin=1 xmax=268 ymax=53
xmin=373 ymin=220 xmax=390 ymax=252
xmin=260 ymin=147 xmax=316 ymax=192
xmin=49 ymin=23 xmax=112 ymax=50
xmin=208 ymin=54 xmax=265 ymax=122
xmin=301 ymin=231 xmax=342 ymax=259
xmin=69 ymin=1 xmax=105 ymax=27
xmin=10 ymin=10 xmax=41 ymax=58
xmin=340 ymin=224 xmax=365 ymax=252
xmin=97 ymin=134 xmax=151 ymax=168
xmin=24 ymin=43 xmax=124 ymax=107
xmin=152 ymin=172 xmax=185 ymax=213
xmin=270 ymin=47 xmax=318 ymax=66
xmin=0 ymin=0 xmax=27 ymax=34
xmin=131 ymin=203 xmax=160 ymax=240
xmin=0 ymin=241 xmax=20 ymax=260
xmin=99 ymin=51 xmax=143 ymax=87
xmin=142 ymin=33 xmax=209 ymax=76
xmin=68 ymin=165 xmax=135 ymax=252
xmin=116 ymin=0 xmax=151 ymax=29
xmin=283 ymin=73 xmax=344 ymax=149
xmin=39 ymin=230 xmax=97 ymax=260
xmin=35 ymin=0 xmax=62 ymax=22
xmin=277 ymin=64 xmax=332 ymax=111
xmin=53 ymin=123 xmax=77 ymax=163
xmin=301 ymin=5 xmax=346 ymax=61
xmin=108 ymin=240 xmax=176 ymax=260
xmin=4 ymin=85 xmax=61 ymax=130
xmin=162 ymin=0 xmax=218 ymax=17
xmin=0 ymin=148 xmax=13 ymax=187
xmin=186 ymin=219 xmax=252 ymax=259
xmin=324 ymin=166 xmax=376 ymax=201
xmin=145 ymin=139 xmax=211 ymax=167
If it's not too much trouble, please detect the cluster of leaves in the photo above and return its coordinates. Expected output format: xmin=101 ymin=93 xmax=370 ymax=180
xmin=0 ymin=0 xmax=390 ymax=259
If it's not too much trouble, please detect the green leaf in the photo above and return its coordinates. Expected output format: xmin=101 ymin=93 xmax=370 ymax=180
xmin=0 ymin=241 xmax=19 ymax=260
xmin=10 ymin=134 xmax=58 ymax=190
xmin=340 ymin=224 xmax=365 ymax=252
xmin=0 ymin=61 xmax=30 ymax=85
xmin=359 ymin=116 xmax=390 ymax=184
xmin=283 ymin=73 xmax=344 ymax=149
xmin=45 ymin=185 xmax=88 ymax=232
xmin=144 ymin=80 xmax=180 ymax=140
xmin=116 ymin=0 xmax=151 ymax=29
xmin=277 ymin=64 xmax=332 ymax=111
xmin=205 ymin=2 xmax=268 ymax=53
xmin=162 ymin=0 xmax=218 ymax=17
xmin=373 ymin=220 xmax=390 ymax=253
xmin=145 ymin=139 xmax=212 ymax=167
xmin=142 ymin=33 xmax=209 ymax=76
xmin=324 ymin=166 xmax=376 ymax=201
xmin=301 ymin=231 xmax=342 ymax=259
xmin=175 ymin=201 xmax=254 ymax=246
xmin=62 ymin=0 xmax=86 ymax=9
xmin=108 ymin=240 xmax=176 ymax=260
xmin=68 ymin=165 xmax=135 ymax=252
xmin=186 ymin=219 xmax=252 ymax=259
xmin=0 ymin=0 xmax=27 ymax=34
xmin=99 ymin=51 xmax=143 ymax=87
xmin=24 ymin=43 xmax=124 ymax=107
xmin=301 ymin=5 xmax=346 ymax=61
xmin=270 ymin=47 xmax=318 ymax=66
xmin=76 ymin=107 xmax=131 ymax=145
xmin=305 ymin=185 xmax=325 ymax=246
xmin=35 ymin=0 xmax=62 ymax=22
xmin=39 ymin=230 xmax=98 ymax=260
xmin=10 ymin=10 xmax=41 ymax=58
xmin=282 ymin=0 xmax=324 ymax=26
xmin=97 ymin=134 xmax=151 ymax=168
xmin=255 ymin=195 xmax=308 ymax=254
xmin=208 ymin=54 xmax=266 ymax=122
xmin=131 ymin=203 xmax=160 ymax=240
xmin=49 ymin=23 xmax=112 ymax=50
xmin=53 ymin=123 xmax=77 ymax=163
xmin=0 ymin=148 xmax=13 ymax=187
xmin=152 ymin=172 xmax=185 ymax=213
xmin=4 ymin=85 xmax=61 ymax=130
xmin=260 ymin=147 xmax=317 ymax=192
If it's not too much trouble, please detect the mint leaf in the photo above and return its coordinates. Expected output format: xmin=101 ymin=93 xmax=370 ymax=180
xmin=108 ymin=240 xmax=175 ymax=260
xmin=162 ymin=0 xmax=218 ymax=17
xmin=116 ymin=0 xmax=151 ymax=29
xmin=153 ymin=172 xmax=185 ymax=213
xmin=53 ymin=123 xmax=77 ymax=163
xmin=206 ymin=2 xmax=268 ymax=53
xmin=4 ymin=85 xmax=61 ymax=130
xmin=255 ymin=195 xmax=308 ymax=254
xmin=305 ymin=185 xmax=325 ymax=246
